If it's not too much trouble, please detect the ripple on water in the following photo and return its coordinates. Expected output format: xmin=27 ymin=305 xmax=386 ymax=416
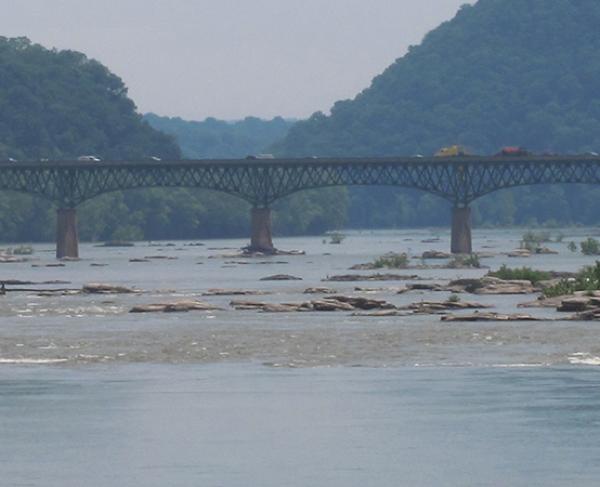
xmin=568 ymin=353 xmax=600 ymax=365
xmin=0 ymin=358 xmax=68 ymax=364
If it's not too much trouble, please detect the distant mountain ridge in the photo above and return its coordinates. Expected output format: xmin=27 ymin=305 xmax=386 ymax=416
xmin=278 ymin=0 xmax=600 ymax=157
xmin=144 ymin=114 xmax=294 ymax=159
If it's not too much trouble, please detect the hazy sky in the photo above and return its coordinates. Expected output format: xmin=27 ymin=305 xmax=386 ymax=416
xmin=1 ymin=0 xmax=472 ymax=120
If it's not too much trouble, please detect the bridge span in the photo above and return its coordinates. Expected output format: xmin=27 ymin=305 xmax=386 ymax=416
xmin=1 ymin=155 xmax=600 ymax=258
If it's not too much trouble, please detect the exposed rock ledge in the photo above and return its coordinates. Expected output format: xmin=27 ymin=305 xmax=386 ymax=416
xmin=324 ymin=273 xmax=419 ymax=282
xmin=202 ymin=289 xmax=269 ymax=296
xmin=230 ymin=295 xmax=395 ymax=313
xmin=260 ymin=274 xmax=303 ymax=281
xmin=83 ymin=283 xmax=140 ymax=294
xmin=130 ymin=301 xmax=222 ymax=313
xmin=398 ymin=300 xmax=492 ymax=314
xmin=441 ymin=312 xmax=543 ymax=322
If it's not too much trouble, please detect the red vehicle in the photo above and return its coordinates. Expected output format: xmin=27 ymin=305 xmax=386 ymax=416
xmin=496 ymin=146 xmax=531 ymax=157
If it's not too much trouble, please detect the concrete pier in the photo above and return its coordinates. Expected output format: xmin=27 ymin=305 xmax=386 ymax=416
xmin=249 ymin=207 xmax=274 ymax=253
xmin=451 ymin=206 xmax=472 ymax=254
xmin=56 ymin=208 xmax=79 ymax=259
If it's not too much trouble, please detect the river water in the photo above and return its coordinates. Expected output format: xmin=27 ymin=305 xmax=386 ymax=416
xmin=2 ymin=228 xmax=600 ymax=486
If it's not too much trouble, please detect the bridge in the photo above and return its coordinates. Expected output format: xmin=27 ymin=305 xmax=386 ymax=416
xmin=2 ymin=155 xmax=600 ymax=258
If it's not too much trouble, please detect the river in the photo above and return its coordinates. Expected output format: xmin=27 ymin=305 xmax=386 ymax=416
xmin=1 ymin=228 xmax=600 ymax=486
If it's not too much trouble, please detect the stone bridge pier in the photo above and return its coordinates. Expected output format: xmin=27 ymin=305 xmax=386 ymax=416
xmin=56 ymin=208 xmax=79 ymax=259
xmin=451 ymin=206 xmax=472 ymax=254
xmin=248 ymin=207 xmax=275 ymax=253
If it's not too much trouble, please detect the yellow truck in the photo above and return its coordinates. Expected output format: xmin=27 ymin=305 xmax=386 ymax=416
xmin=435 ymin=145 xmax=469 ymax=157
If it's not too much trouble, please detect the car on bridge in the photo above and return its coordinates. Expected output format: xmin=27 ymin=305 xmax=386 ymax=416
xmin=435 ymin=145 xmax=470 ymax=157
xmin=246 ymin=154 xmax=275 ymax=160
xmin=77 ymin=155 xmax=101 ymax=162
xmin=496 ymin=146 xmax=531 ymax=156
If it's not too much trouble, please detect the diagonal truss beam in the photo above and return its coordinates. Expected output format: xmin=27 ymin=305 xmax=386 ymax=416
xmin=0 ymin=156 xmax=599 ymax=208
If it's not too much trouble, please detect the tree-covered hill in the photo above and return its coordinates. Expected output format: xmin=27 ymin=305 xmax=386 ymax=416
xmin=144 ymin=114 xmax=293 ymax=159
xmin=0 ymin=38 xmax=340 ymax=242
xmin=274 ymin=0 xmax=600 ymax=230
xmin=0 ymin=37 xmax=180 ymax=160
xmin=278 ymin=0 xmax=600 ymax=157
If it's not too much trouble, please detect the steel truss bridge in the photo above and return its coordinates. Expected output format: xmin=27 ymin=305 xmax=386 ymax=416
xmin=1 ymin=155 xmax=600 ymax=257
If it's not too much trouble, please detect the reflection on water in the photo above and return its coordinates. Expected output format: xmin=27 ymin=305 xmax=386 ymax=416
xmin=2 ymin=364 xmax=600 ymax=487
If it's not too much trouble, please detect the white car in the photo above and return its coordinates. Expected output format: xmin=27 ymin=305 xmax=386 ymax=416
xmin=77 ymin=155 xmax=101 ymax=162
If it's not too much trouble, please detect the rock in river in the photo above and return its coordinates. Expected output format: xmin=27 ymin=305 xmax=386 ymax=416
xmin=441 ymin=312 xmax=543 ymax=322
xmin=324 ymin=273 xmax=419 ymax=282
xmin=398 ymin=300 xmax=492 ymax=314
xmin=83 ymin=283 xmax=140 ymax=294
xmin=230 ymin=295 xmax=397 ymax=313
xmin=260 ymin=274 xmax=303 ymax=281
xmin=421 ymin=250 xmax=451 ymax=259
xmin=449 ymin=276 xmax=535 ymax=294
xmin=303 ymin=287 xmax=337 ymax=294
xmin=202 ymin=288 xmax=269 ymax=296
xmin=130 ymin=301 xmax=221 ymax=313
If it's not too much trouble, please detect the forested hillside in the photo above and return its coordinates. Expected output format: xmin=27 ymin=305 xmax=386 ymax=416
xmin=0 ymin=37 xmax=179 ymax=161
xmin=277 ymin=0 xmax=600 ymax=229
xmin=5 ymin=0 xmax=600 ymax=245
xmin=0 ymin=38 xmax=340 ymax=243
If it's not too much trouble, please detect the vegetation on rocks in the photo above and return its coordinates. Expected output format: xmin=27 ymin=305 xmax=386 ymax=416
xmin=543 ymin=262 xmax=600 ymax=297
xmin=580 ymin=237 xmax=600 ymax=255
xmin=488 ymin=265 xmax=551 ymax=284
xmin=372 ymin=253 xmax=409 ymax=269
xmin=448 ymin=254 xmax=481 ymax=269
xmin=520 ymin=231 xmax=552 ymax=251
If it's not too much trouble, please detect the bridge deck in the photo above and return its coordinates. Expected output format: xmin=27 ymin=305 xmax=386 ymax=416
xmin=1 ymin=155 xmax=599 ymax=207
xmin=1 ymin=155 xmax=599 ymax=168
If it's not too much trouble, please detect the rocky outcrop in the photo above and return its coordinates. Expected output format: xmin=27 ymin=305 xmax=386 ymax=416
xmin=83 ymin=283 xmax=140 ymax=294
xmin=441 ymin=312 xmax=543 ymax=322
xmin=570 ymin=309 xmax=600 ymax=320
xmin=0 ymin=254 xmax=28 ymax=263
xmin=448 ymin=276 xmax=535 ymax=294
xmin=328 ymin=295 xmax=396 ymax=310
xmin=506 ymin=249 xmax=532 ymax=258
xmin=230 ymin=295 xmax=396 ymax=313
xmin=130 ymin=301 xmax=221 ymax=313
xmin=398 ymin=300 xmax=492 ymax=314
xmin=144 ymin=255 xmax=178 ymax=260
xmin=518 ymin=295 xmax=566 ymax=308
xmin=260 ymin=274 xmax=303 ymax=281
xmin=355 ymin=286 xmax=407 ymax=293
xmin=520 ymin=291 xmax=600 ymax=320
xmin=349 ymin=263 xmax=379 ymax=270
xmin=324 ymin=273 xmax=419 ymax=282
xmin=202 ymin=289 xmax=269 ymax=296
xmin=351 ymin=309 xmax=409 ymax=317
xmin=421 ymin=250 xmax=451 ymax=259
xmin=404 ymin=283 xmax=447 ymax=292
xmin=303 ymin=287 xmax=337 ymax=294
xmin=239 ymin=248 xmax=305 ymax=257
xmin=557 ymin=296 xmax=598 ymax=312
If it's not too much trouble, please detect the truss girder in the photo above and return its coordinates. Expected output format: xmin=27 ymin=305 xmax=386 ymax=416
xmin=0 ymin=157 xmax=599 ymax=207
